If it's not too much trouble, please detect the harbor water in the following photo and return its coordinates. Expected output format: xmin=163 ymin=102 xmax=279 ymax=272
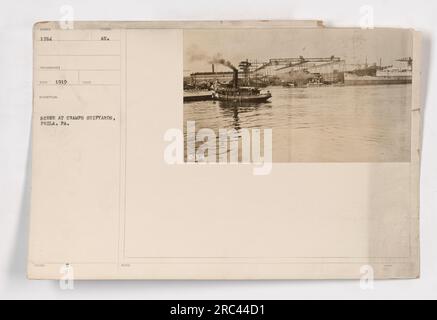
xmin=184 ymin=84 xmax=412 ymax=162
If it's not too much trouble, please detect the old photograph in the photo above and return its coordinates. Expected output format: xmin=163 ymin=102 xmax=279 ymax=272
xmin=183 ymin=28 xmax=413 ymax=162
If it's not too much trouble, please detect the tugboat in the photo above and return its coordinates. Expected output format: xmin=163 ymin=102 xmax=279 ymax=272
xmin=212 ymin=69 xmax=272 ymax=103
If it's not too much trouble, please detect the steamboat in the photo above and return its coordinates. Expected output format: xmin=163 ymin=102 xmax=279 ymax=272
xmin=212 ymin=69 xmax=272 ymax=103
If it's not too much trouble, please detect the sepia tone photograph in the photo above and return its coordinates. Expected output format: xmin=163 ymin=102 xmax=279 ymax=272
xmin=2 ymin=0 xmax=436 ymax=300
xmin=183 ymin=28 xmax=414 ymax=163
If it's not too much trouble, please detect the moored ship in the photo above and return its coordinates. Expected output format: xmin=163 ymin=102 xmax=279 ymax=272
xmin=344 ymin=58 xmax=412 ymax=86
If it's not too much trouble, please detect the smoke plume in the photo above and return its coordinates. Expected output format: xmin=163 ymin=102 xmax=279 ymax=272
xmin=186 ymin=45 xmax=237 ymax=71
xmin=209 ymin=54 xmax=237 ymax=71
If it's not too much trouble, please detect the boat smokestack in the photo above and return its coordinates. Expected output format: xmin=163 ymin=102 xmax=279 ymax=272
xmin=233 ymin=69 xmax=238 ymax=89
xmin=209 ymin=55 xmax=238 ymax=87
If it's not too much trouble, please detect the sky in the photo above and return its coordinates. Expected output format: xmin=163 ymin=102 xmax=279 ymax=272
xmin=183 ymin=28 xmax=413 ymax=75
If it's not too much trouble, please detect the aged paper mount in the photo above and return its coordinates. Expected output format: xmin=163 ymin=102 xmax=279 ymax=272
xmin=29 ymin=21 xmax=421 ymax=280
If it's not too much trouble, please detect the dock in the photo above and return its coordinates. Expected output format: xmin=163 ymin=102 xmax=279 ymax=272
xmin=183 ymin=91 xmax=214 ymax=102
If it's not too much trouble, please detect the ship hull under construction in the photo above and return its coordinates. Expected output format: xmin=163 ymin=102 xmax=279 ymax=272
xmin=344 ymin=74 xmax=412 ymax=86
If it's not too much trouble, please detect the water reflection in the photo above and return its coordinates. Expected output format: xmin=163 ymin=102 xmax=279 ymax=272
xmin=217 ymin=101 xmax=273 ymax=134
xmin=184 ymin=85 xmax=411 ymax=162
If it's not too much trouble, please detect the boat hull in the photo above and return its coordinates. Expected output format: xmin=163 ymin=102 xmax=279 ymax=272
xmin=183 ymin=94 xmax=214 ymax=102
xmin=344 ymin=74 xmax=412 ymax=86
xmin=214 ymin=93 xmax=272 ymax=103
